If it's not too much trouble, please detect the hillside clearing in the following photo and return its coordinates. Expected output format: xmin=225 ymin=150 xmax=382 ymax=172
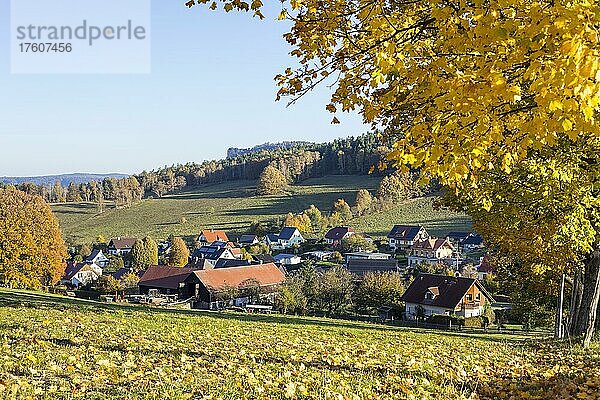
xmin=0 ymin=289 xmax=598 ymax=399
xmin=52 ymin=175 xmax=471 ymax=244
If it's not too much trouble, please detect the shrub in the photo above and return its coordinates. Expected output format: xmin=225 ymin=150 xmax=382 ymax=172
xmin=427 ymin=314 xmax=464 ymax=326
xmin=464 ymin=316 xmax=483 ymax=328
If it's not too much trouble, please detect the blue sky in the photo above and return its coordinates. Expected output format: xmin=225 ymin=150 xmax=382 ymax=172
xmin=0 ymin=1 xmax=366 ymax=176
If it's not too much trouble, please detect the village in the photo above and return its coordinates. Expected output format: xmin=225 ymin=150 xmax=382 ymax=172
xmin=61 ymin=222 xmax=507 ymax=327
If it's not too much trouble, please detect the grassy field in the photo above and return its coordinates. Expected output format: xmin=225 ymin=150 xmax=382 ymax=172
xmin=0 ymin=289 xmax=598 ymax=399
xmin=52 ymin=175 xmax=471 ymax=244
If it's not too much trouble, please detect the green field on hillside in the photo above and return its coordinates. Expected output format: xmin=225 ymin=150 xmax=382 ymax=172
xmin=0 ymin=289 xmax=598 ymax=399
xmin=52 ymin=175 xmax=471 ymax=244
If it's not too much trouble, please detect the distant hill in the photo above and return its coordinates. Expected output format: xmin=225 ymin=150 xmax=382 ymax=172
xmin=0 ymin=173 xmax=129 ymax=187
xmin=226 ymin=141 xmax=312 ymax=159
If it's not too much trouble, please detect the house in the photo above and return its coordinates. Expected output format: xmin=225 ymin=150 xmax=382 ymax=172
xmin=387 ymin=225 xmax=430 ymax=251
xmin=345 ymin=259 xmax=402 ymax=276
xmin=84 ymin=249 xmax=109 ymax=268
xmin=265 ymin=234 xmax=280 ymax=247
xmin=477 ymin=255 xmax=495 ymax=280
xmin=407 ymin=238 xmax=455 ymax=268
xmin=138 ymin=266 xmax=200 ymax=297
xmin=107 ymin=238 xmax=137 ymax=256
xmin=463 ymin=233 xmax=484 ymax=251
xmin=191 ymin=246 xmax=236 ymax=265
xmin=401 ymin=273 xmax=495 ymax=320
xmin=63 ymin=262 xmax=103 ymax=287
xmin=273 ymin=253 xmax=303 ymax=267
xmin=324 ymin=226 xmax=355 ymax=246
xmin=445 ymin=232 xmax=471 ymax=252
xmin=345 ymin=252 xmax=391 ymax=263
xmin=197 ymin=229 xmax=229 ymax=247
xmin=269 ymin=227 xmax=305 ymax=250
xmin=184 ymin=263 xmax=286 ymax=309
xmin=252 ymin=254 xmax=276 ymax=264
xmin=158 ymin=241 xmax=172 ymax=256
xmin=239 ymin=235 xmax=260 ymax=246
xmin=230 ymin=247 xmax=244 ymax=260
xmin=210 ymin=240 xmax=233 ymax=249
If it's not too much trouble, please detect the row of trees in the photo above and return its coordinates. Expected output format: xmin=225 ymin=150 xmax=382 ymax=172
xmin=12 ymin=176 xmax=144 ymax=209
xmin=276 ymin=265 xmax=408 ymax=317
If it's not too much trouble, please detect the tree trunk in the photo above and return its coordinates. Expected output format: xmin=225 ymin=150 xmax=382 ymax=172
xmin=569 ymin=267 xmax=584 ymax=335
xmin=573 ymin=250 xmax=600 ymax=348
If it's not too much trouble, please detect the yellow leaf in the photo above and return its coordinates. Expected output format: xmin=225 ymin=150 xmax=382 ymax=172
xmin=562 ymin=118 xmax=573 ymax=131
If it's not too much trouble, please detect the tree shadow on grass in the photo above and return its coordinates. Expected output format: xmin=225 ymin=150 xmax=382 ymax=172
xmin=0 ymin=290 xmax=531 ymax=345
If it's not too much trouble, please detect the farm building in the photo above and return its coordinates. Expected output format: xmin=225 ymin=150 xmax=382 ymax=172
xmin=185 ymin=263 xmax=286 ymax=309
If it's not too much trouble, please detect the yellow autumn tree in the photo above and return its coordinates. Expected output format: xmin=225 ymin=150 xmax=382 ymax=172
xmin=186 ymin=0 xmax=600 ymax=346
xmin=0 ymin=187 xmax=67 ymax=289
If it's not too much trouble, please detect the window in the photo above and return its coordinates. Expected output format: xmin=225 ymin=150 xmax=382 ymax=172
xmin=476 ymin=293 xmax=481 ymax=301
xmin=466 ymin=294 xmax=473 ymax=301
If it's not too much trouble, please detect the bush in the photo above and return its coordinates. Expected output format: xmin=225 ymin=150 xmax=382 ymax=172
xmin=464 ymin=316 xmax=483 ymax=328
xmin=427 ymin=314 xmax=464 ymax=326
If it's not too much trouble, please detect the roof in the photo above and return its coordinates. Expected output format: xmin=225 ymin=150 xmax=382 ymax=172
xmin=345 ymin=252 xmax=391 ymax=259
xmin=193 ymin=246 xmax=232 ymax=260
xmin=191 ymin=263 xmax=285 ymax=292
xmin=112 ymin=268 xmax=133 ymax=280
xmin=325 ymin=226 xmax=354 ymax=240
xmin=185 ymin=259 xmax=214 ymax=270
xmin=387 ymin=225 xmax=424 ymax=240
xmin=401 ymin=274 xmax=494 ymax=308
xmin=64 ymin=262 xmax=100 ymax=280
xmin=138 ymin=266 xmax=199 ymax=290
xmin=346 ymin=259 xmax=400 ymax=276
xmin=252 ymin=254 xmax=276 ymax=264
xmin=279 ymin=227 xmax=301 ymax=241
xmin=214 ymin=259 xmax=252 ymax=268
xmin=478 ymin=255 xmax=495 ymax=274
xmin=200 ymin=230 xmax=229 ymax=243
xmin=85 ymin=249 xmax=106 ymax=262
xmin=273 ymin=253 xmax=300 ymax=261
xmin=266 ymin=234 xmax=279 ymax=242
xmin=463 ymin=233 xmax=483 ymax=246
xmin=412 ymin=238 xmax=453 ymax=251
xmin=446 ymin=231 xmax=471 ymax=241
xmin=109 ymin=238 xmax=137 ymax=250
xmin=239 ymin=235 xmax=258 ymax=244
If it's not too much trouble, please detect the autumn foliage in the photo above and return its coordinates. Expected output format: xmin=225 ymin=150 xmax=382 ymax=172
xmin=0 ymin=187 xmax=67 ymax=289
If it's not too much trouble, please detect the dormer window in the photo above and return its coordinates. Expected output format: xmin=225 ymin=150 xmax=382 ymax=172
xmin=426 ymin=286 xmax=439 ymax=300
